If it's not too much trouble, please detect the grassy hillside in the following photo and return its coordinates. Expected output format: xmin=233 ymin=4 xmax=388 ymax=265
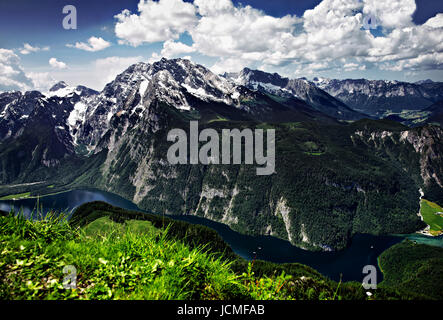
xmin=420 ymin=199 xmax=443 ymax=236
xmin=378 ymin=241 xmax=443 ymax=300
xmin=0 ymin=202 xmax=430 ymax=300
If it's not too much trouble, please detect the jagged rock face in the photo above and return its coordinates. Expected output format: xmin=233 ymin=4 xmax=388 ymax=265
xmin=226 ymin=68 xmax=365 ymax=120
xmin=149 ymin=58 xmax=240 ymax=105
xmin=71 ymin=59 xmax=247 ymax=151
xmin=400 ymin=126 xmax=443 ymax=188
xmin=0 ymin=91 xmax=43 ymax=140
xmin=0 ymin=91 xmax=22 ymax=114
xmin=0 ymin=84 xmax=97 ymax=145
xmin=352 ymin=125 xmax=443 ymax=189
xmin=0 ymin=84 xmax=100 ymax=182
xmin=70 ymin=58 xmax=332 ymax=152
xmin=0 ymin=94 xmax=77 ymax=183
xmin=71 ymin=63 xmax=150 ymax=149
xmin=229 ymin=68 xmax=288 ymax=88
xmin=314 ymin=78 xmax=443 ymax=117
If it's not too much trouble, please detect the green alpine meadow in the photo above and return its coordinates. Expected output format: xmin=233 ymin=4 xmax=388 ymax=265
xmin=1 ymin=202 xmax=439 ymax=300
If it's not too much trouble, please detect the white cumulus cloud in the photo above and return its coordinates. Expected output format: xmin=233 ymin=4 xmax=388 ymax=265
xmin=114 ymin=0 xmax=197 ymax=46
xmin=192 ymin=0 xmax=302 ymax=64
xmin=160 ymin=40 xmax=195 ymax=58
xmin=20 ymin=43 xmax=50 ymax=55
xmin=67 ymin=37 xmax=111 ymax=52
xmin=362 ymin=0 xmax=416 ymax=29
xmin=0 ymin=49 xmax=33 ymax=91
xmin=49 ymin=58 xmax=67 ymax=69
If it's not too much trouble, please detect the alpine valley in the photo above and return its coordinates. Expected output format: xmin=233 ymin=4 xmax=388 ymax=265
xmin=1 ymin=57 xmax=443 ymax=252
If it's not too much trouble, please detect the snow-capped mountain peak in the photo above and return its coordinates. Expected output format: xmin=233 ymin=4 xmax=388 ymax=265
xmin=224 ymin=68 xmax=364 ymax=120
xmin=45 ymin=81 xmax=98 ymax=98
xmin=148 ymin=58 xmax=242 ymax=106
xmin=49 ymin=81 xmax=69 ymax=92
xmin=67 ymin=58 xmax=246 ymax=150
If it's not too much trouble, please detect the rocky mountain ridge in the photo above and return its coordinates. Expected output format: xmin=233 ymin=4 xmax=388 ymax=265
xmin=312 ymin=77 xmax=443 ymax=117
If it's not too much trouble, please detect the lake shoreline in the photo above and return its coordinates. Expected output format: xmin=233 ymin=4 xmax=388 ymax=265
xmin=1 ymin=187 xmax=442 ymax=282
xmin=2 ymin=186 xmax=442 ymax=245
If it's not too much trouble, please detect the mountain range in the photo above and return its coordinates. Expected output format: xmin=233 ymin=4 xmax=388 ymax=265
xmin=0 ymin=57 xmax=442 ymax=251
xmin=312 ymin=77 xmax=443 ymax=118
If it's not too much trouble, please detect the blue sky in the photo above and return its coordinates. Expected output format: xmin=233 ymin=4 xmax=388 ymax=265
xmin=0 ymin=0 xmax=442 ymax=91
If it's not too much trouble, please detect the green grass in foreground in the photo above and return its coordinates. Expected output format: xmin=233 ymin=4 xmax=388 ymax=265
xmin=420 ymin=199 xmax=443 ymax=236
xmin=0 ymin=192 xmax=31 ymax=200
xmin=0 ymin=211 xmax=296 ymax=300
xmin=82 ymin=217 xmax=158 ymax=238
xmin=0 ymin=205 xmax=430 ymax=300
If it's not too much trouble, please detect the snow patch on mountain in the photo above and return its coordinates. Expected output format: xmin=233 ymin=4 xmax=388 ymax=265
xmin=67 ymin=101 xmax=87 ymax=141
xmin=45 ymin=86 xmax=77 ymax=98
